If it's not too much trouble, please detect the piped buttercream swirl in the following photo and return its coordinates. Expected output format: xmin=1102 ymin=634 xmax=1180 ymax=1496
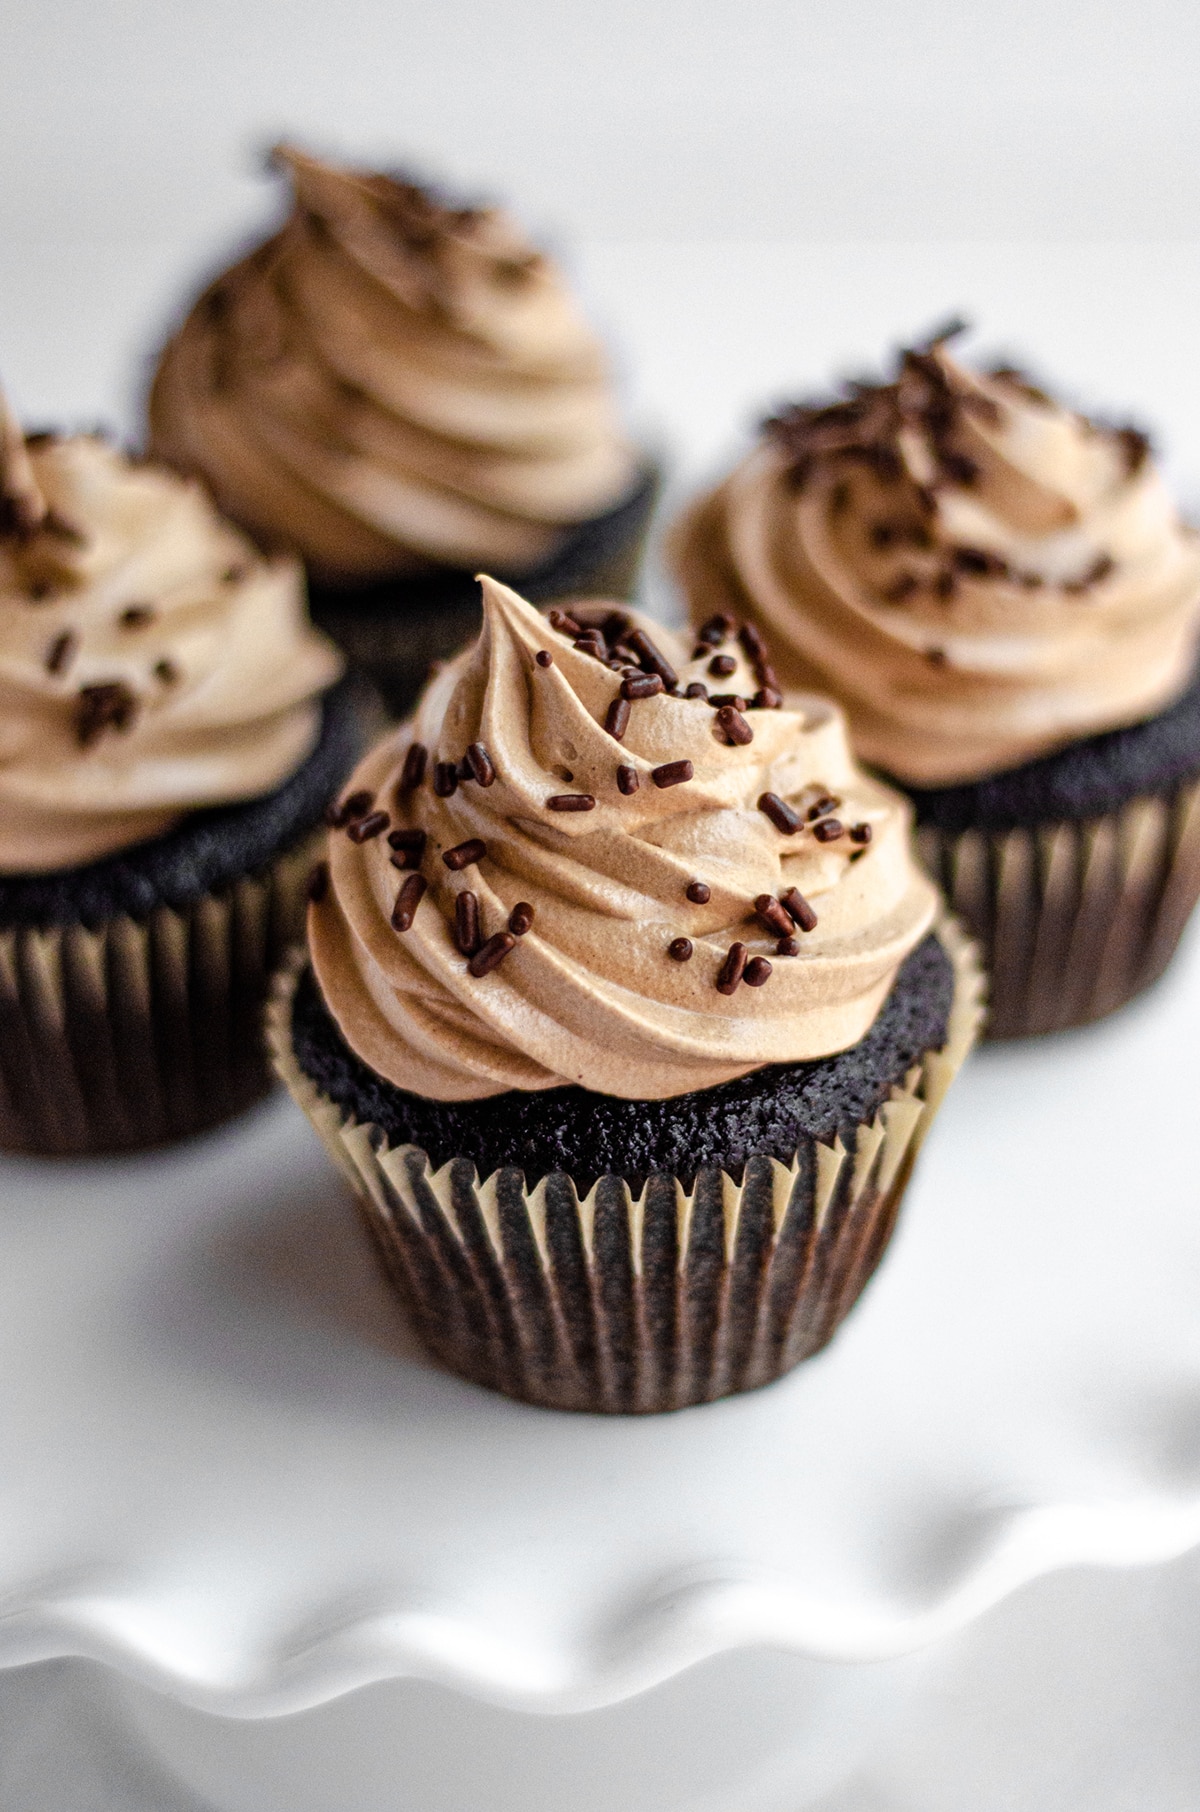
xmin=309 ymin=577 xmax=936 ymax=1101
xmin=672 ymin=333 xmax=1200 ymax=786
xmin=0 ymin=432 xmax=342 ymax=873
xmin=149 ymin=146 xmax=639 ymax=582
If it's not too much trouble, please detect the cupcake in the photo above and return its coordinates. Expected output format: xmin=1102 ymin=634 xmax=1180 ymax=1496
xmin=0 ymin=394 xmax=357 ymax=1154
xmin=148 ymin=145 xmax=658 ymax=716
xmin=671 ymin=324 xmax=1200 ymax=1037
xmin=269 ymin=577 xmax=982 ymax=1412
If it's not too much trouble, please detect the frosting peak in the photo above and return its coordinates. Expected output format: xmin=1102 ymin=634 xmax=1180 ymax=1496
xmin=672 ymin=330 xmax=1200 ymax=786
xmin=308 ymin=578 xmax=936 ymax=1101
xmin=0 ymin=429 xmax=342 ymax=873
xmin=149 ymin=147 xmax=639 ymax=582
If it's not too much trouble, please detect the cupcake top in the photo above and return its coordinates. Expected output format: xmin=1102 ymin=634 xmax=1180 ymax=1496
xmin=672 ymin=327 xmax=1200 ymax=787
xmin=307 ymin=577 xmax=937 ymax=1102
xmin=148 ymin=146 xmax=640 ymax=583
xmin=0 ymin=411 xmax=342 ymax=874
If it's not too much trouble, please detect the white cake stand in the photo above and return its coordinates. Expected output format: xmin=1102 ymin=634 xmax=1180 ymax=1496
xmin=2 ymin=919 xmax=1200 ymax=1811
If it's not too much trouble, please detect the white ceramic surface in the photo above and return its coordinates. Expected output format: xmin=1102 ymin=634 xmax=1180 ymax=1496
xmin=2 ymin=914 xmax=1200 ymax=1735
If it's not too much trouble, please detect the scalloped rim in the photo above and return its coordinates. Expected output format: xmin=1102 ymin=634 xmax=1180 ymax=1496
xmin=1 ymin=1494 xmax=1200 ymax=1717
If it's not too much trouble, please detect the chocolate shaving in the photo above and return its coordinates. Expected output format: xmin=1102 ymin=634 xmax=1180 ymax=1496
xmin=468 ymin=930 xmax=517 ymax=977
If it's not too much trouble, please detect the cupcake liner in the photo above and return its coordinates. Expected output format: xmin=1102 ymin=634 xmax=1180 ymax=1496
xmin=308 ymin=460 xmax=662 ymax=719
xmin=0 ymin=834 xmax=319 ymax=1156
xmin=918 ymin=776 xmax=1200 ymax=1039
xmin=268 ymin=918 xmax=983 ymax=1413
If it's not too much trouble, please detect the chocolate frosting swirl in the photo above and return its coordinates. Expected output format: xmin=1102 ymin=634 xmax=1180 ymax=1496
xmin=672 ymin=333 xmax=1200 ymax=786
xmin=0 ymin=432 xmax=342 ymax=873
xmin=149 ymin=146 xmax=639 ymax=582
xmin=309 ymin=578 xmax=936 ymax=1101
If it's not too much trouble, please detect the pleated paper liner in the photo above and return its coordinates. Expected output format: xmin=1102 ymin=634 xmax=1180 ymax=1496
xmin=307 ymin=461 xmax=662 ymax=719
xmin=0 ymin=834 xmax=319 ymax=1157
xmin=268 ymin=918 xmax=984 ymax=1414
xmin=918 ymin=775 xmax=1200 ymax=1040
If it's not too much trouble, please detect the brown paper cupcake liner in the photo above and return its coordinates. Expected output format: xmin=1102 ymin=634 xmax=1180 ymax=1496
xmin=918 ymin=776 xmax=1200 ymax=1039
xmin=0 ymin=834 xmax=320 ymax=1157
xmin=268 ymin=918 xmax=983 ymax=1413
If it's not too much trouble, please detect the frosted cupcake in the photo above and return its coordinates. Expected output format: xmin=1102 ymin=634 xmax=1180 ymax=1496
xmin=270 ymin=577 xmax=982 ymax=1412
xmin=0 ymin=394 xmax=355 ymax=1153
xmin=149 ymin=146 xmax=657 ymax=714
xmin=672 ymin=326 xmax=1200 ymax=1036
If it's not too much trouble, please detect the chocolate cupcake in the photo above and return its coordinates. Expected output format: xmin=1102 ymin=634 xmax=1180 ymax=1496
xmin=0 ymin=395 xmax=358 ymax=1154
xmin=148 ymin=146 xmax=658 ymax=716
xmin=671 ymin=325 xmax=1200 ymax=1037
xmin=269 ymin=578 xmax=982 ymax=1412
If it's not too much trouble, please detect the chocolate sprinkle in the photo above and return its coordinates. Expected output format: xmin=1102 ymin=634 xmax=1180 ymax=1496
xmin=548 ymin=608 xmax=582 ymax=637
xmin=455 ymin=890 xmax=481 ymax=955
xmin=401 ymin=742 xmax=428 ymax=790
xmin=754 ymin=894 xmax=794 ymax=938
xmin=153 ymin=658 xmax=179 ymax=685
xmin=684 ymin=681 xmax=709 ymax=700
xmin=118 ymin=604 xmax=156 ymax=630
xmin=782 ymin=887 xmax=818 ymax=932
xmin=716 ymin=942 xmax=748 ymax=994
xmin=465 ymin=742 xmax=496 ymax=787
xmin=434 ymin=760 xmax=459 ymax=797
xmin=743 ymin=956 xmax=772 ymax=987
xmin=44 ymin=630 xmax=76 ymax=675
xmin=443 ymin=838 xmax=486 ymax=870
xmin=714 ymin=704 xmax=753 ymax=746
xmin=535 ymin=649 xmax=553 ymax=668
xmin=306 ymin=861 xmax=329 ymax=904
xmin=708 ymin=693 xmax=747 ymax=711
xmin=617 ymin=765 xmax=639 ymax=795
xmin=346 ymin=809 xmax=390 ymax=842
xmin=812 ymin=818 xmax=844 ymax=842
xmin=758 ymin=792 xmax=801 ymax=834
xmin=74 ymin=680 xmax=138 ymax=747
xmin=468 ymin=930 xmax=517 ymax=977
xmin=776 ymin=935 xmax=800 ymax=956
xmin=328 ymin=788 xmax=374 ymax=827
xmin=509 ymin=901 xmax=535 ymax=936
xmin=698 ymin=613 xmax=735 ymax=645
xmin=652 ymin=759 xmax=693 ymax=788
xmin=668 ymin=937 xmax=694 ymax=962
xmin=388 ymin=826 xmax=427 ymax=854
xmin=708 ymin=653 xmax=737 ymax=677
xmin=391 ymin=872 xmax=427 ymax=931
xmin=685 ymin=880 xmax=711 ymax=904
xmin=752 ymin=686 xmax=782 ymax=710
xmin=547 ymin=793 xmax=596 ymax=811
xmin=625 ymin=627 xmax=678 ymax=690
xmin=605 ymin=695 xmax=631 ymax=741
xmin=849 ymin=822 xmax=873 ymax=845
xmin=621 ymin=672 xmax=663 ymax=700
